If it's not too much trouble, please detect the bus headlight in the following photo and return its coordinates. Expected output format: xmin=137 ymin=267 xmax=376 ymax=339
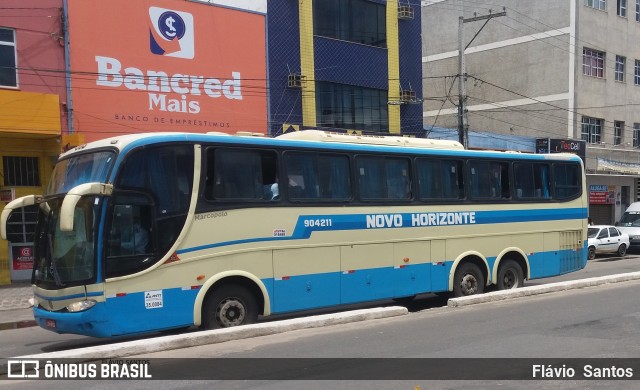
xmin=66 ymin=300 xmax=97 ymax=312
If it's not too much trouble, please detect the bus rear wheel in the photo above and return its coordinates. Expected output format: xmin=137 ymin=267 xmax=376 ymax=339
xmin=453 ymin=263 xmax=485 ymax=297
xmin=497 ymin=260 xmax=524 ymax=290
xmin=202 ymin=285 xmax=258 ymax=329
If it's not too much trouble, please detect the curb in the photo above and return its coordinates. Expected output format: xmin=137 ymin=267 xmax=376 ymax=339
xmin=448 ymin=271 xmax=640 ymax=307
xmin=13 ymin=306 xmax=408 ymax=361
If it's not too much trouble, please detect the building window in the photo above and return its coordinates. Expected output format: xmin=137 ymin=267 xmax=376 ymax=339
xmin=581 ymin=117 xmax=603 ymax=144
xmin=583 ymin=48 xmax=605 ymax=78
xmin=635 ymin=60 xmax=640 ymax=85
xmin=0 ymin=28 xmax=17 ymax=88
xmin=618 ymin=0 xmax=628 ymax=16
xmin=313 ymin=0 xmax=387 ymax=48
xmin=316 ymin=81 xmax=389 ymax=132
xmin=615 ymin=55 xmax=626 ymax=82
xmin=5 ymin=205 xmax=37 ymax=243
xmin=636 ymin=0 xmax=640 ymax=21
xmin=634 ymin=123 xmax=640 ymax=147
xmin=2 ymin=156 xmax=40 ymax=186
xmin=614 ymin=121 xmax=624 ymax=145
xmin=585 ymin=0 xmax=607 ymax=10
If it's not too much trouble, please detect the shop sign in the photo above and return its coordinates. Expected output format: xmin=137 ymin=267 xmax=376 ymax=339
xmin=67 ymin=0 xmax=267 ymax=142
xmin=597 ymin=158 xmax=640 ymax=175
xmin=536 ymin=138 xmax=586 ymax=161
xmin=589 ymin=185 xmax=615 ymax=205
xmin=12 ymin=245 xmax=34 ymax=271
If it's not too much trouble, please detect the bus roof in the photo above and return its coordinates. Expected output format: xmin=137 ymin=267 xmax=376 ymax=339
xmin=276 ymin=130 xmax=465 ymax=150
xmin=58 ymin=131 xmax=581 ymax=163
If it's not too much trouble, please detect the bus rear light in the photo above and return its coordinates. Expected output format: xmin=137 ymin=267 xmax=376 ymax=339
xmin=116 ymin=293 xmax=126 ymax=297
xmin=196 ymin=275 xmax=205 ymax=281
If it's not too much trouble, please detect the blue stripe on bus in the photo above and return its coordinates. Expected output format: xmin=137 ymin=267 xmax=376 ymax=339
xmin=34 ymin=247 xmax=584 ymax=337
xmin=178 ymin=207 xmax=587 ymax=254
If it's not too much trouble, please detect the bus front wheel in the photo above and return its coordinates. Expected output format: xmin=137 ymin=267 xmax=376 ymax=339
xmin=202 ymin=285 xmax=258 ymax=329
xmin=453 ymin=263 xmax=485 ymax=297
xmin=497 ymin=260 xmax=524 ymax=290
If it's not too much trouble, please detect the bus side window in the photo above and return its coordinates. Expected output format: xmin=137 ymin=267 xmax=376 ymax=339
xmin=553 ymin=163 xmax=581 ymax=199
xmin=206 ymin=148 xmax=278 ymax=201
xmin=284 ymin=152 xmax=351 ymax=201
xmin=357 ymin=156 xmax=411 ymax=201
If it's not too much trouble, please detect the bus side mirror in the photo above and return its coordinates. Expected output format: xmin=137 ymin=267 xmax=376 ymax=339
xmin=60 ymin=183 xmax=113 ymax=232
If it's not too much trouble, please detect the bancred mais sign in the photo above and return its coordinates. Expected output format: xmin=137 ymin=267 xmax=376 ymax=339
xmin=67 ymin=0 xmax=267 ymax=142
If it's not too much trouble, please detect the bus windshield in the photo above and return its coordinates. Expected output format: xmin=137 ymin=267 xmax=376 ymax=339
xmin=46 ymin=151 xmax=115 ymax=196
xmin=32 ymin=197 xmax=100 ymax=288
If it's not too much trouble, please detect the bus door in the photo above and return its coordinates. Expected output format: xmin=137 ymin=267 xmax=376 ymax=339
xmin=103 ymin=145 xmax=194 ymax=335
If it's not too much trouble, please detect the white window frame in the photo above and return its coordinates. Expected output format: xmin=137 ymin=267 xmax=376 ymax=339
xmin=614 ymin=121 xmax=624 ymax=145
xmin=618 ymin=0 xmax=628 ymax=16
xmin=0 ymin=27 xmax=18 ymax=88
xmin=581 ymin=117 xmax=603 ymax=144
xmin=615 ymin=55 xmax=626 ymax=82
xmin=583 ymin=48 xmax=605 ymax=78
xmin=585 ymin=0 xmax=607 ymax=10
xmin=635 ymin=60 xmax=640 ymax=85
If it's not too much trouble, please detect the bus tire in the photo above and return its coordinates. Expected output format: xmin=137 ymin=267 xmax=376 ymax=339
xmin=497 ymin=259 xmax=524 ymax=290
xmin=453 ymin=263 xmax=485 ymax=297
xmin=202 ymin=285 xmax=258 ymax=329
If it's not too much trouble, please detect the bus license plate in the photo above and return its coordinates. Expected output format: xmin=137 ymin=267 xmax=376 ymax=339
xmin=45 ymin=319 xmax=56 ymax=329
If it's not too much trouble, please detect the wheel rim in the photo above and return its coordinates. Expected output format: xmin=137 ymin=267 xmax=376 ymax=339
xmin=216 ymin=297 xmax=246 ymax=327
xmin=459 ymin=273 xmax=478 ymax=295
xmin=502 ymin=269 xmax=518 ymax=289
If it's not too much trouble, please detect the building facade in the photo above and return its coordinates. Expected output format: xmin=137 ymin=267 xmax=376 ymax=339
xmin=268 ymin=0 xmax=423 ymax=136
xmin=423 ymin=0 xmax=640 ymax=224
xmin=0 ymin=0 xmax=81 ymax=284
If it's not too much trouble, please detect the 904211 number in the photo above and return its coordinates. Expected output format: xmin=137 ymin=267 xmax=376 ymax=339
xmin=303 ymin=218 xmax=333 ymax=228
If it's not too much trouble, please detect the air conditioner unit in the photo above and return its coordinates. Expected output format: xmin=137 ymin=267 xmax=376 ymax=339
xmin=288 ymin=73 xmax=303 ymax=88
xmin=400 ymin=89 xmax=416 ymax=102
xmin=398 ymin=5 xmax=414 ymax=20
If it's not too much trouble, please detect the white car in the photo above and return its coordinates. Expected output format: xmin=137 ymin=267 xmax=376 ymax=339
xmin=587 ymin=225 xmax=630 ymax=260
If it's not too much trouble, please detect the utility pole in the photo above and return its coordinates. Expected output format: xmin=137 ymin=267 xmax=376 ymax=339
xmin=458 ymin=9 xmax=506 ymax=149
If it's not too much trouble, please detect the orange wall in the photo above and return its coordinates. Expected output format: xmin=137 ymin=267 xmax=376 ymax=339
xmin=67 ymin=0 xmax=267 ymax=142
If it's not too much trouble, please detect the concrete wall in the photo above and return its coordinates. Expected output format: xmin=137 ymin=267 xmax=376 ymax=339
xmin=576 ymin=2 xmax=640 ymax=147
xmin=422 ymin=0 xmax=572 ymax=139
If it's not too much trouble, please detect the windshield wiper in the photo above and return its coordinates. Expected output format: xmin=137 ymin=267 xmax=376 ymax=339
xmin=47 ymin=233 xmax=65 ymax=287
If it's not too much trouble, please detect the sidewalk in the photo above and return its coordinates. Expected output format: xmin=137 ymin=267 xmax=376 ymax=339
xmin=0 ymin=283 xmax=33 ymax=311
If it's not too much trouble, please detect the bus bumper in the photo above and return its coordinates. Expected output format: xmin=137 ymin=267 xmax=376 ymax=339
xmin=33 ymin=303 xmax=111 ymax=338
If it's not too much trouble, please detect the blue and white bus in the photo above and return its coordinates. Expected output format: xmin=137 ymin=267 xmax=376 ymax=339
xmin=1 ymin=130 xmax=587 ymax=337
